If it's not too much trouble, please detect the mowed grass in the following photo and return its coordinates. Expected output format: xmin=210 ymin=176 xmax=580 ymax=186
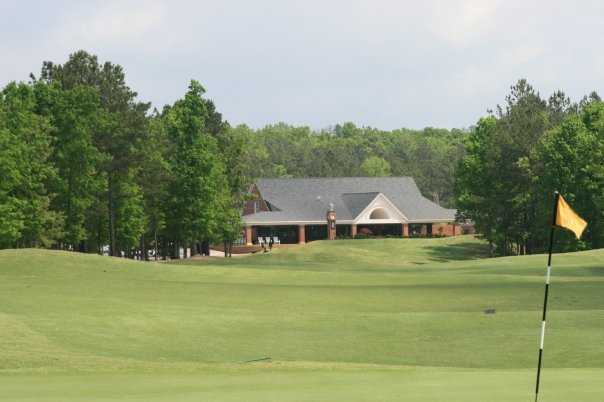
xmin=0 ymin=236 xmax=603 ymax=401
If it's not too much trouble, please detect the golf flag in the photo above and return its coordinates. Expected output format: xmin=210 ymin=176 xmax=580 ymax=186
xmin=534 ymin=192 xmax=587 ymax=402
xmin=555 ymin=195 xmax=587 ymax=239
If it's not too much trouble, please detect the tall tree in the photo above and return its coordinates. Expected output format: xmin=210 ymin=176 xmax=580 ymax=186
xmin=137 ymin=112 xmax=171 ymax=259
xmin=455 ymin=80 xmax=583 ymax=255
xmin=0 ymin=82 xmax=62 ymax=248
xmin=535 ymin=102 xmax=604 ymax=251
xmin=454 ymin=117 xmax=500 ymax=253
xmin=164 ymin=81 xmax=239 ymax=255
xmin=40 ymin=50 xmax=149 ymax=256
xmin=33 ymin=82 xmax=105 ymax=250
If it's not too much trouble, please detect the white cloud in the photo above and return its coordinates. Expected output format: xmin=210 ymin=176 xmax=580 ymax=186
xmin=52 ymin=1 xmax=167 ymax=48
xmin=427 ymin=0 xmax=503 ymax=47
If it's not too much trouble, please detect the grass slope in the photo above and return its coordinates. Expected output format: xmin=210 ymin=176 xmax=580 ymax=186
xmin=1 ymin=236 xmax=603 ymax=401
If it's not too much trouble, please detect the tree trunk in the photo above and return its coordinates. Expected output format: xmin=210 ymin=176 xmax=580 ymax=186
xmin=140 ymin=234 xmax=147 ymax=261
xmin=154 ymin=230 xmax=159 ymax=261
xmin=108 ymin=175 xmax=117 ymax=257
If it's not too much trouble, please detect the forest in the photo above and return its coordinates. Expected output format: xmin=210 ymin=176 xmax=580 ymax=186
xmin=232 ymin=123 xmax=466 ymax=208
xmin=455 ymin=81 xmax=604 ymax=255
xmin=0 ymin=51 xmax=241 ymax=257
xmin=1 ymin=50 xmax=603 ymax=257
xmin=0 ymin=51 xmax=465 ymax=257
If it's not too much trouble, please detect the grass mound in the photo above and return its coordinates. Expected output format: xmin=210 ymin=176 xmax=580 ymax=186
xmin=1 ymin=236 xmax=603 ymax=401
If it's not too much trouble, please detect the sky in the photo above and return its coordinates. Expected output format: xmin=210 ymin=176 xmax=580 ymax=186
xmin=2 ymin=0 xmax=604 ymax=130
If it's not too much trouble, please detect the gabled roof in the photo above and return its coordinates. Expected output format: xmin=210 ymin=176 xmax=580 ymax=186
xmin=341 ymin=192 xmax=380 ymax=218
xmin=244 ymin=177 xmax=456 ymax=224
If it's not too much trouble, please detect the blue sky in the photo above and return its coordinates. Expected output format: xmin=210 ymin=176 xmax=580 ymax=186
xmin=2 ymin=0 xmax=604 ymax=130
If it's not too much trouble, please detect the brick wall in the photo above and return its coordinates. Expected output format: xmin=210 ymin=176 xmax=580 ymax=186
xmin=432 ymin=223 xmax=459 ymax=237
xmin=242 ymin=184 xmax=270 ymax=216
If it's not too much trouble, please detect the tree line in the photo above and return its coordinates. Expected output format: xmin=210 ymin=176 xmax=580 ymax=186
xmin=7 ymin=52 xmax=601 ymax=259
xmin=2 ymin=51 xmax=466 ymax=257
xmin=455 ymin=80 xmax=604 ymax=256
xmin=229 ymin=123 xmax=467 ymax=207
xmin=0 ymin=51 xmax=244 ymax=258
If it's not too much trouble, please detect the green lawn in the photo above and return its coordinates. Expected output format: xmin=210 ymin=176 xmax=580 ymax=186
xmin=1 ymin=236 xmax=603 ymax=401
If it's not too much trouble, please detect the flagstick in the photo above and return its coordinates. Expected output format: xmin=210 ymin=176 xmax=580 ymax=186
xmin=534 ymin=191 xmax=560 ymax=402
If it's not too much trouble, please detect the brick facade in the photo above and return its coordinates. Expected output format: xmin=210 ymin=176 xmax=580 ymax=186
xmin=242 ymin=184 xmax=270 ymax=216
xmin=432 ymin=223 xmax=458 ymax=237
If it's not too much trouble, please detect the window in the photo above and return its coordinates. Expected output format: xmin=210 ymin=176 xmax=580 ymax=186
xmin=369 ymin=208 xmax=389 ymax=219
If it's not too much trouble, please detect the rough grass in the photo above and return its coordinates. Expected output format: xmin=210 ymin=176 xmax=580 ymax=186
xmin=0 ymin=236 xmax=603 ymax=401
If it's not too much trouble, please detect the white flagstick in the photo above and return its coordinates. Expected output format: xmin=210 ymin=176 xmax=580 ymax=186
xmin=534 ymin=191 xmax=559 ymax=402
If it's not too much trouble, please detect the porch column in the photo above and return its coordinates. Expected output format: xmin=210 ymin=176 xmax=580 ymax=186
xmin=351 ymin=224 xmax=357 ymax=238
xmin=402 ymin=223 xmax=409 ymax=237
xmin=244 ymin=226 xmax=253 ymax=246
xmin=298 ymin=225 xmax=306 ymax=244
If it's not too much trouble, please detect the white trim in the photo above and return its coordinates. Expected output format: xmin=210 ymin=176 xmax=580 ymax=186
xmin=353 ymin=193 xmax=408 ymax=224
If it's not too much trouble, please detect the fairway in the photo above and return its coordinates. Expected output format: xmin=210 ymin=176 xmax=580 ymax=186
xmin=1 ymin=236 xmax=603 ymax=401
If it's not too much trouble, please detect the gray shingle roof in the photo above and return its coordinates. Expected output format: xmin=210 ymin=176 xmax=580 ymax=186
xmin=244 ymin=177 xmax=456 ymax=224
xmin=340 ymin=192 xmax=379 ymax=218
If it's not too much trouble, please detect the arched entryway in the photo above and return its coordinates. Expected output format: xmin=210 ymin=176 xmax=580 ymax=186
xmin=369 ymin=208 xmax=390 ymax=219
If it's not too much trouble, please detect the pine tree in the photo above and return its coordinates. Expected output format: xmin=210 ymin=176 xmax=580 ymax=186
xmin=0 ymin=82 xmax=62 ymax=248
xmin=34 ymin=82 xmax=105 ymax=250
xmin=40 ymin=51 xmax=150 ymax=256
xmin=163 ymin=81 xmax=240 ymax=256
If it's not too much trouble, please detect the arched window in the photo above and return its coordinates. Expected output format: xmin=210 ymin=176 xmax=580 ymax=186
xmin=369 ymin=208 xmax=389 ymax=219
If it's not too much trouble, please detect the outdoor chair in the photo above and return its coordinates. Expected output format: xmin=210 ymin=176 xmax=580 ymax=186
xmin=273 ymin=236 xmax=280 ymax=244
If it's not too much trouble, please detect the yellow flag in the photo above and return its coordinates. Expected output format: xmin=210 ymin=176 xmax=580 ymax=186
xmin=556 ymin=195 xmax=587 ymax=239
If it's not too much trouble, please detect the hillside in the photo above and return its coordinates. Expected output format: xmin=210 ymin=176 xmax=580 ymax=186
xmin=1 ymin=236 xmax=603 ymax=401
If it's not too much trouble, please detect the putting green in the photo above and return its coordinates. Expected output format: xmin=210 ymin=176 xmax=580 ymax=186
xmin=1 ymin=236 xmax=602 ymax=401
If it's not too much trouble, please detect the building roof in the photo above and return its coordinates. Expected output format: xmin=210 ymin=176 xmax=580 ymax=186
xmin=341 ymin=192 xmax=380 ymax=218
xmin=243 ymin=177 xmax=456 ymax=225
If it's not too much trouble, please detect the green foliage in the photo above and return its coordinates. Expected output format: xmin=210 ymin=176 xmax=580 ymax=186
xmin=4 ymin=50 xmax=604 ymax=260
xmin=0 ymin=83 xmax=62 ymax=248
xmin=114 ymin=174 xmax=146 ymax=252
xmin=34 ymin=82 xmax=105 ymax=246
xmin=535 ymin=102 xmax=604 ymax=250
xmin=164 ymin=81 xmax=240 ymax=247
xmin=0 ymin=51 xmax=243 ymax=258
xmin=40 ymin=50 xmax=151 ymax=255
xmin=360 ymin=156 xmax=391 ymax=176
xmin=231 ymin=122 xmax=466 ymax=207
xmin=455 ymin=116 xmax=503 ymax=250
xmin=137 ymin=112 xmax=171 ymax=256
xmin=456 ymin=79 xmax=604 ymax=255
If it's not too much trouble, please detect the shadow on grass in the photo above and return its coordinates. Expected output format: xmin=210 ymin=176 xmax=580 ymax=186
xmin=423 ymin=241 xmax=490 ymax=263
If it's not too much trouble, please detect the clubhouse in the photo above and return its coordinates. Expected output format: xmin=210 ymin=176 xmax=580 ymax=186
xmin=242 ymin=177 xmax=458 ymax=245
